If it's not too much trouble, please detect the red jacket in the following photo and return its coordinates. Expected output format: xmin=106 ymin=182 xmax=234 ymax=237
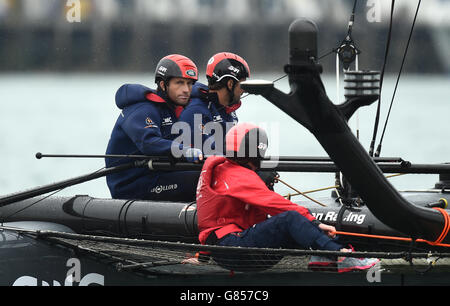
xmin=196 ymin=156 xmax=316 ymax=244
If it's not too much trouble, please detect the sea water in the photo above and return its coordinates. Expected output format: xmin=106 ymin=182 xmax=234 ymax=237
xmin=0 ymin=73 xmax=449 ymax=200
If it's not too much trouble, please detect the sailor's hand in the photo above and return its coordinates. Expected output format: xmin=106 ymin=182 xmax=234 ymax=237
xmin=318 ymin=223 xmax=337 ymax=239
xmin=181 ymin=257 xmax=201 ymax=265
xmin=181 ymin=252 xmax=208 ymax=265
xmin=183 ymin=148 xmax=203 ymax=163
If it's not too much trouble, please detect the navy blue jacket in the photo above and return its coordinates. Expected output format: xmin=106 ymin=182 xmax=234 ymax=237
xmin=105 ymin=84 xmax=190 ymax=200
xmin=178 ymin=82 xmax=239 ymax=154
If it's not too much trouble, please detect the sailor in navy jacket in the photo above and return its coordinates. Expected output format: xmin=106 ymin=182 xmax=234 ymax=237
xmin=178 ymin=82 xmax=240 ymax=154
xmin=105 ymin=84 xmax=200 ymax=201
xmin=178 ymin=52 xmax=250 ymax=154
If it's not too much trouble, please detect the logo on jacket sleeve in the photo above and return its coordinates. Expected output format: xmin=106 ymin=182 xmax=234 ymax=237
xmin=145 ymin=117 xmax=158 ymax=128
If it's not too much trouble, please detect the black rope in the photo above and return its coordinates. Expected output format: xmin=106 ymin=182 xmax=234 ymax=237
xmin=375 ymin=0 xmax=422 ymax=157
xmin=369 ymin=0 xmax=395 ymax=157
xmin=348 ymin=0 xmax=358 ymax=37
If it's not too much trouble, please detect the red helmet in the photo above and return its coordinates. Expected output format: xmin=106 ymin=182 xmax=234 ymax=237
xmin=225 ymin=123 xmax=268 ymax=163
xmin=155 ymin=54 xmax=198 ymax=84
xmin=206 ymin=52 xmax=250 ymax=86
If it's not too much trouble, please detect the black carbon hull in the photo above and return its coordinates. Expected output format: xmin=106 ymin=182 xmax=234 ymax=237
xmin=2 ymin=191 xmax=449 ymax=250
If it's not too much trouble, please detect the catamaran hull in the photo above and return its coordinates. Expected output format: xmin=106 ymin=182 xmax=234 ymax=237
xmin=1 ymin=192 xmax=448 ymax=250
xmin=0 ymin=224 xmax=155 ymax=286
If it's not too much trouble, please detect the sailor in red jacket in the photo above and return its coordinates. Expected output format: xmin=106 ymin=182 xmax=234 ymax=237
xmin=196 ymin=123 xmax=379 ymax=272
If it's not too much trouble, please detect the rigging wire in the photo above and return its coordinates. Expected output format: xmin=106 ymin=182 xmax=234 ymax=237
xmin=375 ymin=0 xmax=422 ymax=157
xmin=369 ymin=0 xmax=396 ymax=157
xmin=281 ymin=173 xmax=405 ymax=199
xmin=276 ymin=177 xmax=327 ymax=207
